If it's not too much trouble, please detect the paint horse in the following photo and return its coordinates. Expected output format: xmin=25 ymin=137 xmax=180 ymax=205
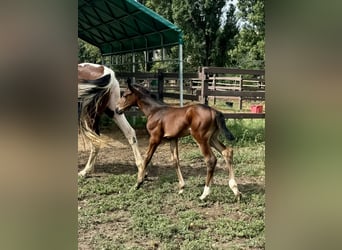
xmin=116 ymin=81 xmax=241 ymax=200
xmin=78 ymin=63 xmax=143 ymax=177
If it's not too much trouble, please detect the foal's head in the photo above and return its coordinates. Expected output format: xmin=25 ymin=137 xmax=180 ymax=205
xmin=116 ymin=81 xmax=144 ymax=114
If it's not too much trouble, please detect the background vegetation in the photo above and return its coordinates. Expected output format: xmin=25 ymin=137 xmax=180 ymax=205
xmin=78 ymin=0 xmax=264 ymax=71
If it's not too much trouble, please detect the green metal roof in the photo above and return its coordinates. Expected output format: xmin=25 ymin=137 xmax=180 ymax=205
xmin=78 ymin=0 xmax=182 ymax=55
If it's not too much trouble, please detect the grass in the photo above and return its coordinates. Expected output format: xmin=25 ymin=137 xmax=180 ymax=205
xmin=79 ymin=119 xmax=265 ymax=249
xmin=209 ymin=99 xmax=265 ymax=113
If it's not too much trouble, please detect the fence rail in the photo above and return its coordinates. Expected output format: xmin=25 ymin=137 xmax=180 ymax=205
xmin=115 ymin=67 xmax=265 ymax=119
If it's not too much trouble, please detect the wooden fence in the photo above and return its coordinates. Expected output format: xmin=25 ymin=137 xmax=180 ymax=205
xmin=196 ymin=67 xmax=265 ymax=109
xmin=115 ymin=66 xmax=265 ymax=119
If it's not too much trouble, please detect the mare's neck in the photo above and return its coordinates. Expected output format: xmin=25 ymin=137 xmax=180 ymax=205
xmin=137 ymin=95 xmax=166 ymax=117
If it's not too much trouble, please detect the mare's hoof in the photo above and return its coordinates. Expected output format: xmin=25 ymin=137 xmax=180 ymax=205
xmin=178 ymin=189 xmax=184 ymax=195
xmin=78 ymin=171 xmax=88 ymax=178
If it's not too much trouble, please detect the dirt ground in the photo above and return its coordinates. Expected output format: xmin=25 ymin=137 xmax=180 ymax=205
xmin=78 ymin=127 xmax=212 ymax=178
xmin=78 ymin=125 xmax=264 ymax=189
xmin=78 ymin=126 xmax=265 ymax=249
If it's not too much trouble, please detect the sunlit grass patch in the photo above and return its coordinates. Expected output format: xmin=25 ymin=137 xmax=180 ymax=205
xmin=78 ymin=118 xmax=265 ymax=249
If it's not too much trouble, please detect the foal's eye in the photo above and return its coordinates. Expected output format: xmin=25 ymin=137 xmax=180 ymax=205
xmin=123 ymin=92 xmax=132 ymax=98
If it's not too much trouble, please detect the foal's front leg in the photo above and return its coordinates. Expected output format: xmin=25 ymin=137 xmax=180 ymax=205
xmin=197 ymin=142 xmax=217 ymax=200
xmin=136 ymin=139 xmax=159 ymax=189
xmin=170 ymin=139 xmax=185 ymax=194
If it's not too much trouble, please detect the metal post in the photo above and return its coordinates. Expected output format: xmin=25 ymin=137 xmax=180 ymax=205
xmin=132 ymin=52 xmax=136 ymax=84
xmin=179 ymin=35 xmax=184 ymax=107
xmin=157 ymin=69 xmax=164 ymax=102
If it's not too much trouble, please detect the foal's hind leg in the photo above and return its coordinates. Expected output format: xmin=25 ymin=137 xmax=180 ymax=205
xmin=192 ymin=135 xmax=217 ymax=200
xmin=199 ymin=142 xmax=217 ymax=200
xmin=210 ymin=136 xmax=241 ymax=200
xmin=170 ymin=139 xmax=185 ymax=194
xmin=79 ymin=142 xmax=100 ymax=177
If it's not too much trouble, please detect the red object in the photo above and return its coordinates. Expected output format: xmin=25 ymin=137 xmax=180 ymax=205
xmin=251 ymin=105 xmax=263 ymax=113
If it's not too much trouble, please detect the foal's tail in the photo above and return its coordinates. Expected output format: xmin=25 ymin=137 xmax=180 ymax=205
xmin=216 ymin=111 xmax=235 ymax=141
xmin=78 ymin=72 xmax=114 ymax=146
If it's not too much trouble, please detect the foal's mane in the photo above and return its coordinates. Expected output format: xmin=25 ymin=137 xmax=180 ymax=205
xmin=131 ymin=83 xmax=165 ymax=105
xmin=133 ymin=84 xmax=152 ymax=95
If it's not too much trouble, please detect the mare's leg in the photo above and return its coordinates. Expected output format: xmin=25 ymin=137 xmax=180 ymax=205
xmin=106 ymin=76 xmax=144 ymax=174
xmin=79 ymin=115 xmax=101 ymax=177
xmin=112 ymin=112 xmax=144 ymax=171
xmin=210 ymin=136 xmax=241 ymax=200
xmin=78 ymin=141 xmax=100 ymax=177
xmin=170 ymin=139 xmax=185 ymax=194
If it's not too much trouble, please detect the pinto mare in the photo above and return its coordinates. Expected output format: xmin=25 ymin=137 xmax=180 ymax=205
xmin=116 ymin=82 xmax=241 ymax=201
xmin=78 ymin=63 xmax=143 ymax=177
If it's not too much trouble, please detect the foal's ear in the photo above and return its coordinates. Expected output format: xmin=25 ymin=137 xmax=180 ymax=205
xmin=127 ymin=77 xmax=131 ymax=85
xmin=127 ymin=78 xmax=134 ymax=91
xmin=126 ymin=78 xmax=143 ymax=97
xmin=127 ymin=79 xmax=141 ymax=95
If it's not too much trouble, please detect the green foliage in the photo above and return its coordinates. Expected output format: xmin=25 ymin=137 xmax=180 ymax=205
xmin=143 ymin=0 xmax=264 ymax=69
xmin=142 ymin=0 xmax=174 ymax=22
xmin=214 ymin=3 xmax=239 ymax=67
xmin=228 ymin=0 xmax=265 ymax=68
xmin=172 ymin=0 xmax=226 ymax=68
xmin=79 ymin=1 xmax=264 ymax=70
xmin=78 ymin=38 xmax=101 ymax=63
xmin=227 ymin=119 xmax=265 ymax=146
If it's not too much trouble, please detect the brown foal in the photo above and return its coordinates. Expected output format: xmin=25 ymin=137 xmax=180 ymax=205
xmin=116 ymin=81 xmax=241 ymax=200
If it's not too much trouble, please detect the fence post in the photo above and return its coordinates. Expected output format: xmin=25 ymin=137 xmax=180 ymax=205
xmin=200 ymin=67 xmax=209 ymax=105
xmin=157 ymin=69 xmax=164 ymax=102
xmin=213 ymin=74 xmax=216 ymax=105
xmin=239 ymin=75 xmax=243 ymax=110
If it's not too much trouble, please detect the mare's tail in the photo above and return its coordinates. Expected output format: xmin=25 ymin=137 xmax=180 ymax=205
xmin=78 ymin=73 xmax=113 ymax=145
xmin=215 ymin=111 xmax=235 ymax=141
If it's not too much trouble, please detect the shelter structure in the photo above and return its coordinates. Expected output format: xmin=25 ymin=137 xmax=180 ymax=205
xmin=78 ymin=0 xmax=184 ymax=105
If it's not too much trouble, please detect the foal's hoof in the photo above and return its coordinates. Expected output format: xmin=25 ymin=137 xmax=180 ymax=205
xmin=144 ymin=172 xmax=149 ymax=180
xmin=235 ymin=192 xmax=242 ymax=202
xmin=135 ymin=182 xmax=143 ymax=190
xmin=199 ymin=195 xmax=207 ymax=201
xmin=178 ymin=189 xmax=184 ymax=195
xmin=129 ymin=183 xmax=142 ymax=192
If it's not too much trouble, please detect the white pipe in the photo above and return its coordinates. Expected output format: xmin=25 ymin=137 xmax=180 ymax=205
xmin=132 ymin=52 xmax=136 ymax=84
xmin=179 ymin=42 xmax=183 ymax=107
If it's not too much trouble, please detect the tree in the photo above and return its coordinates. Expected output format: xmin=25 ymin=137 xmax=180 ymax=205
xmin=172 ymin=0 xmax=226 ymax=68
xmin=229 ymin=0 xmax=265 ymax=69
xmin=141 ymin=0 xmax=174 ymax=22
xmin=214 ymin=3 xmax=239 ymax=67
xmin=78 ymin=39 xmax=101 ymax=63
xmin=78 ymin=1 xmax=264 ymax=70
xmin=140 ymin=0 xmax=241 ymax=70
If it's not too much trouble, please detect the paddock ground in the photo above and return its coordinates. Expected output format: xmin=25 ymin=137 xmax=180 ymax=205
xmin=78 ymin=126 xmax=265 ymax=249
